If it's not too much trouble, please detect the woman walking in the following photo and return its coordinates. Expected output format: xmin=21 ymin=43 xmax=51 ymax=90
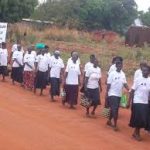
xmin=11 ymin=45 xmax=24 ymax=85
xmin=105 ymin=61 xmax=129 ymax=131
xmin=64 ymin=52 xmax=81 ymax=109
xmin=34 ymin=49 xmax=49 ymax=95
xmin=0 ymin=42 xmax=8 ymax=81
xmin=84 ymin=59 xmax=102 ymax=116
xmin=49 ymin=50 xmax=64 ymax=101
xmin=128 ymin=64 xmax=150 ymax=141
xmin=23 ymin=47 xmax=36 ymax=90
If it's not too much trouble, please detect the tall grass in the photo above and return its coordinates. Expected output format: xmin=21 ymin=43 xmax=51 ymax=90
xmin=8 ymin=23 xmax=150 ymax=78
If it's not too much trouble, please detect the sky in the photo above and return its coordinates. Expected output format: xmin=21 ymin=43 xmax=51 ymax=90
xmin=39 ymin=0 xmax=150 ymax=12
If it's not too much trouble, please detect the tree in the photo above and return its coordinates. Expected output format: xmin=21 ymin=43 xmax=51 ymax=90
xmin=32 ymin=0 xmax=138 ymax=34
xmin=0 ymin=0 xmax=38 ymax=23
xmin=140 ymin=8 xmax=150 ymax=27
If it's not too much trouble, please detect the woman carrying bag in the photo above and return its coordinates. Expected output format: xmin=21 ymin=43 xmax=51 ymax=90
xmin=84 ymin=59 xmax=102 ymax=116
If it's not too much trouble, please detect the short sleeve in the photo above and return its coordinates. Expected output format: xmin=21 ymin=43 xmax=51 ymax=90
xmin=61 ymin=60 xmax=65 ymax=68
xmin=78 ymin=66 xmax=81 ymax=75
xmin=23 ymin=54 xmax=28 ymax=63
xmin=65 ymin=64 xmax=69 ymax=72
xmin=107 ymin=72 xmax=113 ymax=84
xmin=122 ymin=73 xmax=127 ymax=84
xmin=12 ymin=52 xmax=17 ymax=60
xmin=11 ymin=45 xmax=16 ymax=52
xmin=84 ymin=63 xmax=88 ymax=72
xmin=132 ymin=79 xmax=138 ymax=90
xmin=85 ymin=69 xmax=91 ymax=77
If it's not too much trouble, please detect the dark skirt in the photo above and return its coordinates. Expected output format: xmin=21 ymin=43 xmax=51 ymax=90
xmin=23 ymin=71 xmax=35 ymax=89
xmin=65 ymin=84 xmax=79 ymax=105
xmin=34 ymin=71 xmax=47 ymax=89
xmin=146 ymin=103 xmax=150 ymax=131
xmin=50 ymin=77 xmax=60 ymax=96
xmin=108 ymin=96 xmax=121 ymax=118
xmin=129 ymin=103 xmax=149 ymax=128
xmin=11 ymin=67 xmax=23 ymax=83
xmin=0 ymin=66 xmax=7 ymax=76
xmin=85 ymin=88 xmax=100 ymax=106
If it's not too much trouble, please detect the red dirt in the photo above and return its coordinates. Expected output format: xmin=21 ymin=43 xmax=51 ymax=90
xmin=0 ymin=79 xmax=149 ymax=150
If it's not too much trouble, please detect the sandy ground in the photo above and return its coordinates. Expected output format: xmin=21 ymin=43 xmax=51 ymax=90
xmin=0 ymin=79 xmax=149 ymax=150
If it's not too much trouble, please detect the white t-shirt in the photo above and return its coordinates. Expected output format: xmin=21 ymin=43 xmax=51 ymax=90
xmin=11 ymin=44 xmax=24 ymax=53
xmin=36 ymin=54 xmax=49 ymax=72
xmin=65 ymin=62 xmax=81 ymax=85
xmin=67 ymin=57 xmax=81 ymax=65
xmin=84 ymin=62 xmax=93 ymax=73
xmin=107 ymin=70 xmax=127 ymax=97
xmin=0 ymin=48 xmax=8 ymax=66
xmin=134 ymin=69 xmax=142 ymax=82
xmin=86 ymin=66 xmax=101 ymax=89
xmin=24 ymin=53 xmax=36 ymax=71
xmin=108 ymin=64 xmax=116 ymax=75
xmin=44 ymin=53 xmax=51 ymax=62
xmin=132 ymin=77 xmax=150 ymax=104
xmin=49 ymin=56 xmax=64 ymax=78
xmin=12 ymin=51 xmax=24 ymax=67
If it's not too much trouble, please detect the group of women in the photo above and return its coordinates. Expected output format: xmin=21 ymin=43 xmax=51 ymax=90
xmin=0 ymin=41 xmax=150 ymax=142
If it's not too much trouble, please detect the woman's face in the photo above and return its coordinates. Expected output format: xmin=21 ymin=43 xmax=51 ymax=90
xmin=72 ymin=55 xmax=78 ymax=63
xmin=142 ymin=66 xmax=150 ymax=77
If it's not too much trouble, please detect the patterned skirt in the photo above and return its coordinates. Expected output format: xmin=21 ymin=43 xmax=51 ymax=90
xmin=23 ymin=71 xmax=35 ymax=89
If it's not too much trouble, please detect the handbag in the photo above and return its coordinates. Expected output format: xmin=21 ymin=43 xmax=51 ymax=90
xmin=80 ymin=95 xmax=92 ymax=108
xmin=60 ymin=88 xmax=66 ymax=104
xmin=120 ymin=94 xmax=128 ymax=108
xmin=101 ymin=107 xmax=110 ymax=118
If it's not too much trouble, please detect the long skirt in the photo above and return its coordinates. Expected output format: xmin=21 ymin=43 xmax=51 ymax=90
xmin=65 ymin=84 xmax=79 ymax=105
xmin=34 ymin=71 xmax=47 ymax=89
xmin=129 ymin=103 xmax=149 ymax=128
xmin=0 ymin=66 xmax=7 ymax=76
xmin=23 ymin=71 xmax=35 ymax=89
xmin=85 ymin=88 xmax=100 ymax=106
xmin=146 ymin=103 xmax=150 ymax=131
xmin=50 ymin=77 xmax=60 ymax=96
xmin=11 ymin=67 xmax=23 ymax=83
xmin=108 ymin=96 xmax=121 ymax=119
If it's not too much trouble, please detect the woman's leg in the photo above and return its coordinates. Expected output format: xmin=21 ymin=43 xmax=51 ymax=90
xmin=86 ymin=107 xmax=90 ymax=116
xmin=91 ymin=105 xmax=97 ymax=115
xmin=133 ymin=128 xmax=142 ymax=141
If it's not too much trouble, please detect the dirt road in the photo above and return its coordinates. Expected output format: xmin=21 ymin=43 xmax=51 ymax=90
xmin=0 ymin=80 xmax=149 ymax=150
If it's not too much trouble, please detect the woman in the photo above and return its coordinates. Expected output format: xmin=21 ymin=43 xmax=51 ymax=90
xmin=84 ymin=59 xmax=102 ymax=116
xmin=64 ymin=52 xmax=81 ymax=109
xmin=23 ymin=47 xmax=36 ymax=90
xmin=128 ymin=64 xmax=150 ymax=141
xmin=11 ymin=45 xmax=24 ymax=85
xmin=105 ymin=61 xmax=129 ymax=131
xmin=67 ymin=51 xmax=81 ymax=65
xmin=34 ymin=49 xmax=49 ymax=96
xmin=0 ymin=42 xmax=8 ymax=81
xmin=49 ymin=50 xmax=64 ymax=101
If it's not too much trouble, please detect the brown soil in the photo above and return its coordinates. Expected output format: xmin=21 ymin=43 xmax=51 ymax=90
xmin=0 ymin=78 xmax=149 ymax=150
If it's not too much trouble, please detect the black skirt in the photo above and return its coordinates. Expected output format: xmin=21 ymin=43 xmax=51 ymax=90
xmin=50 ymin=77 xmax=60 ymax=96
xmin=146 ymin=103 xmax=150 ymax=131
xmin=85 ymin=88 xmax=100 ymax=106
xmin=108 ymin=96 xmax=121 ymax=118
xmin=34 ymin=71 xmax=47 ymax=89
xmin=11 ymin=67 xmax=23 ymax=83
xmin=129 ymin=103 xmax=149 ymax=128
xmin=65 ymin=85 xmax=79 ymax=105
xmin=0 ymin=66 xmax=7 ymax=76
